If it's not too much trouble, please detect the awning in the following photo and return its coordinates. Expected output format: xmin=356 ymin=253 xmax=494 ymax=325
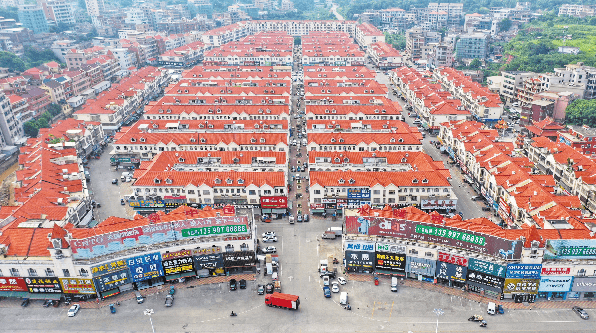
xmin=27 ymin=293 xmax=62 ymax=300
xmin=100 ymin=289 xmax=120 ymax=298
xmin=311 ymin=209 xmax=324 ymax=213
xmin=272 ymin=209 xmax=286 ymax=214
xmin=165 ymin=274 xmax=181 ymax=281
xmin=181 ymin=271 xmax=195 ymax=278
xmin=0 ymin=291 xmax=28 ymax=298
xmin=261 ymin=209 xmax=272 ymax=214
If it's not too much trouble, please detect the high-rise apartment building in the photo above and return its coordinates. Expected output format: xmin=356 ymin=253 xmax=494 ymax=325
xmin=18 ymin=5 xmax=49 ymax=33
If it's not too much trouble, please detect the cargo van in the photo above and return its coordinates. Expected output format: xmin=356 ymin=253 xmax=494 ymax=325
xmin=391 ymin=277 xmax=398 ymax=292
xmin=487 ymin=302 xmax=496 ymax=315
xmin=135 ymin=291 xmax=144 ymax=304
xmin=340 ymin=292 xmax=348 ymax=305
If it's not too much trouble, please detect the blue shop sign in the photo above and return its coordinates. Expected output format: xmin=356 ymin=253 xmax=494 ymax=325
xmin=347 ymin=188 xmax=371 ymax=199
xmin=538 ymin=276 xmax=573 ymax=292
xmin=345 ymin=241 xmax=375 ymax=252
xmin=506 ymin=263 xmax=542 ymax=279
xmin=468 ymin=258 xmax=506 ymax=278
xmin=127 ymin=252 xmax=164 ymax=283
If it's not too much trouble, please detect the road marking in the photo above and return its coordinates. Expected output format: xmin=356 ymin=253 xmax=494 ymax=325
xmin=389 ymin=301 xmax=394 ymax=319
xmin=371 ymin=301 xmax=375 ymax=319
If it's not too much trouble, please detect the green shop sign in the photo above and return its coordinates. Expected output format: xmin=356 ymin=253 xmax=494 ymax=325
xmin=181 ymin=224 xmax=247 ymax=238
xmin=415 ymin=225 xmax=486 ymax=246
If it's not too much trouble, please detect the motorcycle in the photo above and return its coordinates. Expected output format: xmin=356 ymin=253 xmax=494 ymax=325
xmin=479 ymin=320 xmax=487 ymax=327
xmin=468 ymin=315 xmax=484 ymax=322
xmin=344 ymin=305 xmax=351 ymax=310
xmin=230 ymin=311 xmax=237 ymax=317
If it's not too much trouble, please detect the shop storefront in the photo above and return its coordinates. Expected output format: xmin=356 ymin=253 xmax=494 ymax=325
xmin=0 ymin=277 xmax=29 ymax=299
xmin=571 ymin=277 xmax=596 ymax=300
xmin=466 ymin=258 xmax=506 ymax=299
xmin=24 ymin=277 xmax=63 ymax=300
xmin=127 ymin=252 xmax=165 ymax=290
xmin=436 ymin=252 xmax=468 ymax=288
xmin=374 ymin=243 xmax=406 ymax=277
xmin=92 ymin=259 xmax=133 ymax=299
xmin=260 ymin=196 xmax=288 ymax=218
xmin=59 ymin=278 xmax=96 ymax=301
xmin=193 ymin=247 xmax=224 ymax=277
xmin=162 ymin=250 xmax=195 ymax=282
xmin=223 ymin=251 xmax=256 ymax=274
xmin=406 ymin=257 xmax=436 ymax=282
xmin=537 ymin=276 xmax=573 ymax=300
xmin=344 ymin=241 xmax=375 ymax=273
xmin=504 ymin=264 xmax=541 ymax=302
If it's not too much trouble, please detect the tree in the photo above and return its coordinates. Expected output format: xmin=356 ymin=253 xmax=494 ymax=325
xmin=0 ymin=52 xmax=26 ymax=72
xmin=565 ymin=99 xmax=596 ymax=127
xmin=498 ymin=18 xmax=512 ymax=32
xmin=23 ymin=121 xmax=38 ymax=138
xmin=469 ymin=58 xmax=482 ymax=69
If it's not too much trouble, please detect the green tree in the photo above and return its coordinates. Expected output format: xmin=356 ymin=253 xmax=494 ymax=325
xmin=498 ymin=18 xmax=512 ymax=32
xmin=0 ymin=52 xmax=26 ymax=72
xmin=23 ymin=121 xmax=38 ymax=138
xmin=469 ymin=58 xmax=482 ymax=69
xmin=48 ymin=103 xmax=62 ymax=116
xmin=565 ymin=99 xmax=596 ymax=127
xmin=384 ymin=32 xmax=406 ymax=50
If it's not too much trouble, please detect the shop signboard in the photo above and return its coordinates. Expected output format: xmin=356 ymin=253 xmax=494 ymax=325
xmin=506 ymin=264 xmax=542 ymax=279
xmin=498 ymin=197 xmax=511 ymax=221
xmin=310 ymin=203 xmax=324 ymax=209
xmin=420 ymin=200 xmax=457 ymax=210
xmin=321 ymin=198 xmax=336 ymax=204
xmin=192 ymin=247 xmax=222 ymax=255
xmin=59 ymin=278 xmax=96 ymax=294
xmin=24 ymin=277 xmax=62 ymax=294
xmin=468 ymin=258 xmax=506 ymax=278
xmin=541 ymin=267 xmax=572 ymax=276
xmin=345 ymin=241 xmax=375 ymax=252
xmin=336 ymin=198 xmax=347 ymax=207
xmin=438 ymin=251 xmax=468 ymax=266
xmin=162 ymin=257 xmax=194 ymax=276
xmin=375 ymin=252 xmax=406 ymax=273
xmin=347 ymin=188 xmax=370 ymax=199
xmin=538 ymin=276 xmax=573 ymax=292
xmin=127 ymin=252 xmax=164 ymax=283
xmin=94 ymin=269 xmax=131 ymax=292
xmin=223 ymin=251 xmax=255 ymax=267
xmin=345 ymin=216 xmax=522 ymax=259
xmin=503 ymin=278 xmax=539 ymax=294
xmin=0 ymin=277 xmax=28 ymax=292
xmin=345 ymin=250 xmax=374 ymax=270
xmin=91 ymin=259 xmax=128 ymax=277
xmin=406 ymin=257 xmax=436 ymax=276
xmin=572 ymin=277 xmax=596 ymax=292
xmin=466 ymin=270 xmax=505 ymax=290
xmin=260 ymin=196 xmax=288 ymax=209
xmin=193 ymin=253 xmax=224 ymax=270
xmin=436 ymin=262 xmax=467 ymax=282
xmin=375 ymin=242 xmax=406 ymax=254
xmin=543 ymin=239 xmax=596 ymax=259
xmin=71 ymin=217 xmax=248 ymax=259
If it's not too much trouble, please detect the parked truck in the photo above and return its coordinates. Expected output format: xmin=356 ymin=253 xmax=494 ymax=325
xmin=274 ymin=280 xmax=282 ymax=293
xmin=322 ymin=227 xmax=342 ymax=239
xmin=319 ymin=259 xmax=328 ymax=276
xmin=265 ymin=293 xmax=300 ymax=310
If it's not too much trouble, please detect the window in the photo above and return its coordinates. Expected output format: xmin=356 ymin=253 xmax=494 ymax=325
xmin=314 ymin=190 xmax=321 ymax=194
xmin=10 ymin=268 xmax=19 ymax=277
xmin=203 ymin=190 xmax=210 ymax=195
xmin=63 ymin=269 xmax=70 ymax=277
xmin=45 ymin=268 xmax=55 ymax=276
xmin=373 ymin=198 xmax=380 ymax=203
xmin=399 ymin=196 xmax=407 ymax=201
xmin=27 ymin=268 xmax=37 ymax=276
xmin=373 ymin=190 xmax=380 ymax=195
xmin=225 ymin=244 xmax=234 ymax=252
xmin=249 ymin=190 xmax=256 ymax=195
xmin=80 ymin=268 xmax=89 ymax=277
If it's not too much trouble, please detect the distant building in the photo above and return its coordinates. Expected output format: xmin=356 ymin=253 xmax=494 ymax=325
xmin=405 ymin=27 xmax=440 ymax=62
xmin=188 ymin=0 xmax=213 ymax=19
xmin=0 ymin=92 xmax=23 ymax=145
xmin=558 ymin=4 xmax=595 ymax=18
xmin=39 ymin=0 xmax=76 ymax=25
xmin=18 ymin=5 xmax=49 ymax=34
xmin=84 ymin=0 xmax=105 ymax=25
xmin=558 ymin=46 xmax=580 ymax=55
xmin=455 ymin=32 xmax=489 ymax=60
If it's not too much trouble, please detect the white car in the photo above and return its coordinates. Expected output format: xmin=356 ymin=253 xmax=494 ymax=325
xmin=337 ymin=277 xmax=347 ymax=285
xmin=262 ymin=246 xmax=277 ymax=254
xmin=323 ymin=275 xmax=330 ymax=286
xmin=68 ymin=304 xmax=80 ymax=317
xmin=262 ymin=231 xmax=276 ymax=238
xmin=331 ymin=282 xmax=340 ymax=293
xmin=262 ymin=236 xmax=277 ymax=243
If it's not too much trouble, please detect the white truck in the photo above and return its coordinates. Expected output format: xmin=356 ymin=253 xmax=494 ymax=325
xmin=319 ymin=259 xmax=328 ymax=276
xmin=322 ymin=227 xmax=342 ymax=239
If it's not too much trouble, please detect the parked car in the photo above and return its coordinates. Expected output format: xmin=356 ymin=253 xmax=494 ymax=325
xmin=262 ymin=236 xmax=277 ymax=243
xmin=239 ymin=279 xmax=247 ymax=289
xmin=262 ymin=231 xmax=276 ymax=238
xmin=111 ymin=179 xmax=118 ymax=184
xmin=303 ymin=214 xmax=309 ymax=222
xmin=337 ymin=277 xmax=347 ymax=285
xmin=323 ymin=275 xmax=330 ymax=286
xmin=67 ymin=304 xmax=80 ymax=317
xmin=164 ymin=295 xmax=174 ymax=307
xmin=297 ymin=215 xmax=303 ymax=222
xmin=331 ymin=282 xmax=340 ymax=293
xmin=471 ymin=196 xmax=482 ymax=201
xmin=266 ymin=283 xmax=274 ymax=294
xmin=257 ymin=284 xmax=265 ymax=295
xmin=573 ymin=306 xmax=589 ymax=320
xmin=229 ymin=279 xmax=237 ymax=291
xmin=262 ymin=246 xmax=277 ymax=254
xmin=323 ymin=286 xmax=331 ymax=298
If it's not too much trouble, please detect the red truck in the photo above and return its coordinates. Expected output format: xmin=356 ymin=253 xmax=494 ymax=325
xmin=265 ymin=293 xmax=300 ymax=310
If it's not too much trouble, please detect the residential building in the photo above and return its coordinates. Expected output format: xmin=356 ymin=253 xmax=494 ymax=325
xmin=84 ymin=0 xmax=104 ymax=18
xmin=561 ymin=124 xmax=596 ymax=155
xmin=39 ymin=0 xmax=75 ymax=25
xmin=355 ymin=23 xmax=385 ymax=48
xmin=455 ymin=32 xmax=489 ymax=60
xmin=366 ymin=42 xmax=402 ymax=69
xmin=558 ymin=4 xmax=595 ymax=18
xmin=524 ymin=117 xmax=564 ymax=141
xmin=18 ymin=5 xmax=49 ymax=34
xmin=51 ymin=39 xmax=78 ymax=63
xmin=19 ymin=86 xmax=50 ymax=118
xmin=405 ymin=27 xmax=440 ymax=62
xmin=541 ymin=62 xmax=596 ymax=100
xmin=499 ymin=71 xmax=538 ymax=104
xmin=158 ymin=40 xmax=206 ymax=67
xmin=41 ymin=79 xmax=66 ymax=104
xmin=7 ymin=94 xmax=30 ymax=124
xmin=0 ymin=92 xmax=22 ymax=145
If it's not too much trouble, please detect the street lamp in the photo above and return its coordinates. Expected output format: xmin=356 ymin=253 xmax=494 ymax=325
xmin=433 ymin=308 xmax=444 ymax=333
xmin=144 ymin=309 xmax=155 ymax=333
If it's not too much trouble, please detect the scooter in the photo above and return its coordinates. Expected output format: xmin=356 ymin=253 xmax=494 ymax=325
xmin=479 ymin=320 xmax=487 ymax=328
xmin=230 ymin=311 xmax=237 ymax=317
xmin=344 ymin=305 xmax=351 ymax=310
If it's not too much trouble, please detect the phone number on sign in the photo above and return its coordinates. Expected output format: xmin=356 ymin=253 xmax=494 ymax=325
xmin=415 ymin=225 xmax=486 ymax=246
xmin=181 ymin=224 xmax=247 ymax=238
